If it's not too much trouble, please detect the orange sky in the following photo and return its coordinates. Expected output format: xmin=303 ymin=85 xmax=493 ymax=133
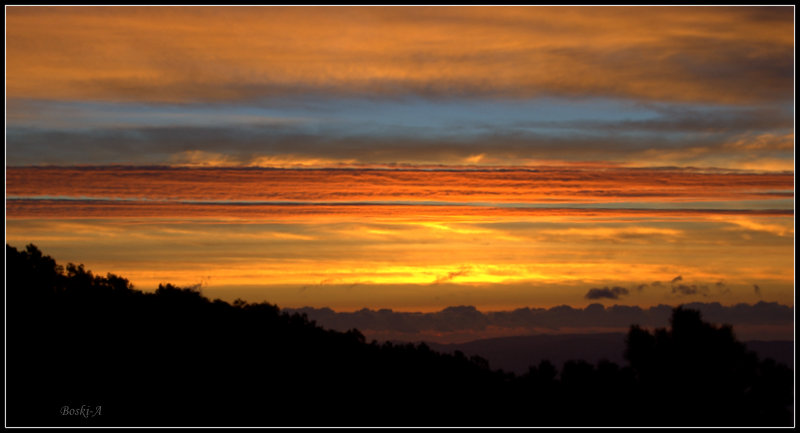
xmin=4 ymin=7 xmax=795 ymax=325
xmin=6 ymin=211 xmax=794 ymax=311
xmin=6 ymin=166 xmax=794 ymax=311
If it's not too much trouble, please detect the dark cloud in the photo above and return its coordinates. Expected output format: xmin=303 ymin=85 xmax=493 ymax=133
xmin=666 ymin=275 xmax=714 ymax=297
xmin=667 ymin=35 xmax=793 ymax=102
xmin=509 ymin=106 xmax=793 ymax=136
xmin=676 ymin=284 xmax=714 ymax=297
xmin=638 ymin=277 xmax=738 ymax=299
xmin=673 ymin=284 xmax=701 ymax=296
xmin=285 ymin=301 xmax=793 ymax=337
xmin=434 ymin=268 xmax=471 ymax=284
xmin=585 ymin=286 xmax=629 ymax=300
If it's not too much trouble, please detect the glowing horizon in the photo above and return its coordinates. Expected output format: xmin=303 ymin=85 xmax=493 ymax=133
xmin=6 ymin=165 xmax=794 ymax=311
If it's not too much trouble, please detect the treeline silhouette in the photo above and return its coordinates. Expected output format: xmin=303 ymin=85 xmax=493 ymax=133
xmin=6 ymin=244 xmax=793 ymax=426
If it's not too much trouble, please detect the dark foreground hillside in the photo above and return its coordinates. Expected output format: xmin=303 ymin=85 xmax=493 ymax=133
xmin=6 ymin=244 xmax=794 ymax=427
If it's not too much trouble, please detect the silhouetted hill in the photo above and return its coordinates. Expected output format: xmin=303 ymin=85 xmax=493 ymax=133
xmin=428 ymin=334 xmax=793 ymax=375
xmin=428 ymin=333 xmax=627 ymax=375
xmin=6 ymin=243 xmax=794 ymax=427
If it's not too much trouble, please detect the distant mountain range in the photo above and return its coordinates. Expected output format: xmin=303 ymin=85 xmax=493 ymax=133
xmin=426 ymin=333 xmax=793 ymax=375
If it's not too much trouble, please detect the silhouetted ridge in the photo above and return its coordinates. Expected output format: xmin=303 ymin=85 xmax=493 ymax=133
xmin=6 ymin=244 xmax=793 ymax=427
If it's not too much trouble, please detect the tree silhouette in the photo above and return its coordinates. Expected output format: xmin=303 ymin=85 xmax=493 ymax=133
xmin=625 ymin=306 xmax=793 ymax=426
xmin=6 ymin=244 xmax=793 ymax=427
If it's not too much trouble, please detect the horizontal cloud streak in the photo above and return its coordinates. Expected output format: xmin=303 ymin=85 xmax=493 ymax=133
xmin=9 ymin=199 xmax=793 ymax=220
xmin=7 ymin=7 xmax=793 ymax=104
xmin=7 ymin=167 xmax=794 ymax=205
xmin=6 ymin=113 xmax=794 ymax=170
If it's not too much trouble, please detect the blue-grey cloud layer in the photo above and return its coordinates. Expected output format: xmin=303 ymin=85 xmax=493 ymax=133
xmin=286 ymin=301 xmax=793 ymax=334
xmin=6 ymin=97 xmax=793 ymax=168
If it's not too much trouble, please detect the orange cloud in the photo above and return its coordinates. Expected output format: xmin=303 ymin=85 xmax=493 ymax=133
xmin=6 ymin=167 xmax=794 ymax=206
xmin=6 ymin=6 xmax=793 ymax=104
xmin=6 ymin=199 xmax=793 ymax=222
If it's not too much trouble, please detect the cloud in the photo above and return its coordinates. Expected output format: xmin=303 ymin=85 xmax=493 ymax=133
xmin=7 ymin=166 xmax=793 ymax=205
xmin=8 ymin=197 xmax=793 ymax=221
xmin=6 ymin=98 xmax=793 ymax=169
xmin=463 ymin=153 xmax=486 ymax=164
xmin=434 ymin=267 xmax=472 ymax=284
xmin=285 ymin=301 xmax=794 ymax=338
xmin=673 ymin=284 xmax=703 ymax=296
xmin=625 ymin=277 xmax=736 ymax=299
xmin=169 ymin=150 xmax=239 ymax=168
xmin=515 ymin=107 xmax=793 ymax=136
xmin=716 ymin=281 xmax=731 ymax=295
xmin=665 ymin=275 xmax=713 ymax=297
xmin=585 ymin=286 xmax=629 ymax=300
xmin=6 ymin=7 xmax=793 ymax=104
xmin=721 ymin=217 xmax=794 ymax=237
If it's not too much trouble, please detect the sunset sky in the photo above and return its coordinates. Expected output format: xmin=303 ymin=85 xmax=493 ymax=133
xmin=5 ymin=7 xmax=794 ymax=338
